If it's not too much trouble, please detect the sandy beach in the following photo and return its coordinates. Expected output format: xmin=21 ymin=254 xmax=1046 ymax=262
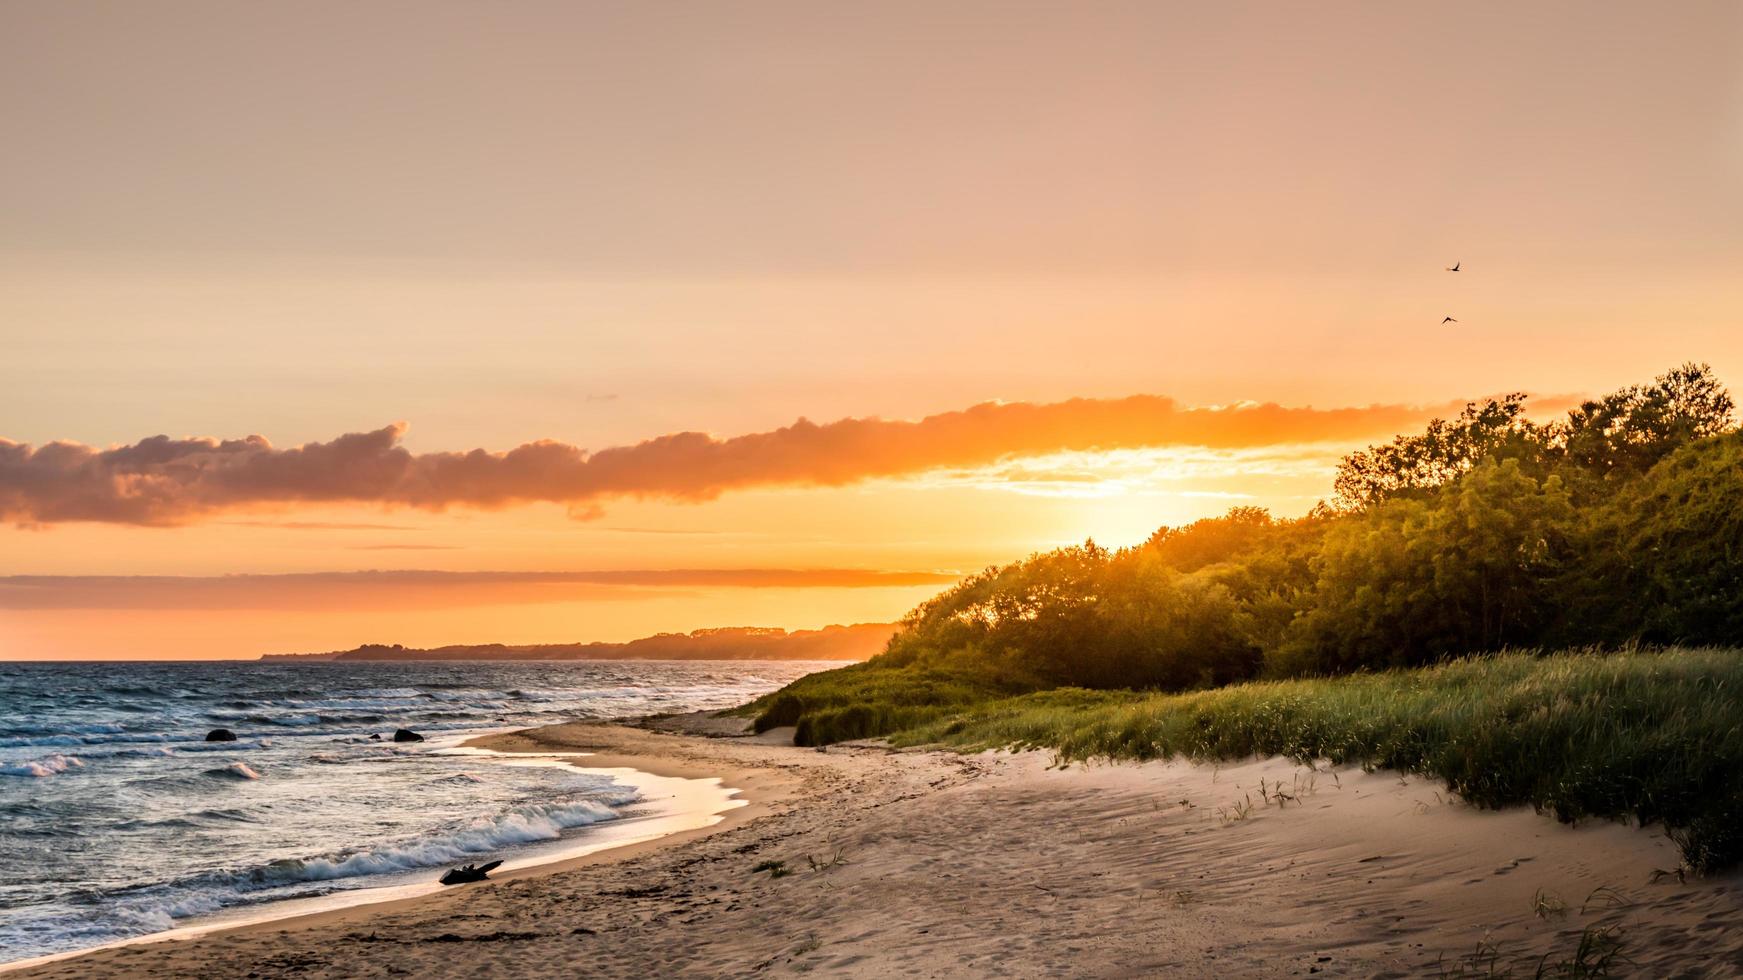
xmin=14 ymin=715 xmax=1742 ymax=979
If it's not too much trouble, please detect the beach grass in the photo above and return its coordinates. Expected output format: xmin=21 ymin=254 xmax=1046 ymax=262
xmin=760 ymin=648 xmax=1743 ymax=872
xmin=735 ymin=658 xmax=1028 ymax=745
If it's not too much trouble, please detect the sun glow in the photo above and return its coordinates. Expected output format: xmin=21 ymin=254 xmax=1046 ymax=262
xmin=906 ymin=444 xmax=1344 ymax=504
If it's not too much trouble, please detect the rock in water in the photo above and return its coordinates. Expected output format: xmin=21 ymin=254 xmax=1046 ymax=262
xmin=393 ymin=728 xmax=425 ymax=743
xmin=439 ymin=860 xmax=503 ymax=885
xmin=205 ymin=728 xmax=238 ymax=742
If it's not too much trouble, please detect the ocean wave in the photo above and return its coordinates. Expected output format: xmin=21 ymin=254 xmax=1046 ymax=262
xmin=0 ymin=734 xmax=84 ymax=748
xmin=88 ymin=732 xmax=173 ymax=744
xmin=109 ymin=746 xmax=177 ymax=759
xmin=0 ymin=754 xmax=85 ymax=778
xmin=0 ymin=722 xmax=125 ymax=737
xmin=204 ymin=711 xmax=321 ymax=726
xmin=203 ymin=762 xmax=262 ymax=781
xmin=192 ymin=807 xmax=261 ymax=823
xmin=113 ymin=816 xmax=200 ymax=831
xmin=80 ymin=892 xmax=232 ymax=943
xmin=256 ymin=795 xmax=637 ymax=884
xmin=286 ymin=696 xmax=427 ymax=710
xmin=0 ymin=731 xmax=176 ymax=748
xmin=176 ymin=740 xmax=267 ymax=752
xmin=425 ymin=690 xmax=490 ymax=702
xmin=351 ymin=688 xmax=425 ymax=699
xmin=0 ymin=891 xmax=232 ymax=956
xmin=0 ymin=659 xmax=824 ymax=965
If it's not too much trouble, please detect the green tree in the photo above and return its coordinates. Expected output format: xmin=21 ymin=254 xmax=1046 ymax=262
xmin=1573 ymin=431 xmax=1743 ymax=644
xmin=1332 ymin=394 xmax=1547 ymax=510
xmin=1554 ymin=362 xmax=1734 ymax=483
xmin=1281 ymin=459 xmax=1572 ymax=674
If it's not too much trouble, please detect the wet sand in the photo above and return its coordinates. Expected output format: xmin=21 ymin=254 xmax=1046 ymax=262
xmin=13 ymin=714 xmax=1742 ymax=978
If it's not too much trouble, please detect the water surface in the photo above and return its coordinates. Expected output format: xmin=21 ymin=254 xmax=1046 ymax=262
xmin=0 ymin=659 xmax=825 ymax=962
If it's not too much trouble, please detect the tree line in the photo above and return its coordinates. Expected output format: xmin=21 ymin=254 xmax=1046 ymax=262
xmin=874 ymin=363 xmax=1743 ymax=689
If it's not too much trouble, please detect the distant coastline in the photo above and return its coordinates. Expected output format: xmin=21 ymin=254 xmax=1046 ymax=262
xmin=259 ymin=623 xmax=894 ymax=663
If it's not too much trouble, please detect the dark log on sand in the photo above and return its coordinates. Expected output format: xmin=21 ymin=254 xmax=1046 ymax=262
xmin=439 ymin=860 xmax=503 ymax=886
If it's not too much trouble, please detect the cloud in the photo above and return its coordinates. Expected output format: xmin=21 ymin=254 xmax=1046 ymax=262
xmin=0 ymin=568 xmax=962 ymax=611
xmin=0 ymin=392 xmax=1582 ymax=526
xmin=224 ymin=520 xmax=422 ymax=531
xmin=348 ymin=544 xmax=461 ymax=551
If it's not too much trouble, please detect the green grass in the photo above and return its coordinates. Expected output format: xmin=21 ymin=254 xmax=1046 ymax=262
xmin=750 ymin=859 xmax=790 ymax=878
xmin=738 ymin=656 xmax=1033 ymax=745
xmin=757 ymin=648 xmax=1743 ymax=872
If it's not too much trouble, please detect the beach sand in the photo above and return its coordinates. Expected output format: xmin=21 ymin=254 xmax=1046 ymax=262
xmin=14 ymin=715 xmax=1742 ymax=978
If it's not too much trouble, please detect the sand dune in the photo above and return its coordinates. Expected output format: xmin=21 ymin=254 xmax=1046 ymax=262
xmin=16 ymin=717 xmax=1741 ymax=978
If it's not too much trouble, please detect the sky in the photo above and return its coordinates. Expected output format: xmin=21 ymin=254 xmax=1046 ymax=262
xmin=4 ymin=1 xmax=1742 ymax=658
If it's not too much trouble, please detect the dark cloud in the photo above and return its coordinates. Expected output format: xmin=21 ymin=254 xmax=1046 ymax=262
xmin=0 ymin=393 xmax=1578 ymax=526
xmin=225 ymin=520 xmax=421 ymax=531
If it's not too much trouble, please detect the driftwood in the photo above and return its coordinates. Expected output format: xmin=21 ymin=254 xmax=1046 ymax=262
xmin=439 ymin=860 xmax=503 ymax=886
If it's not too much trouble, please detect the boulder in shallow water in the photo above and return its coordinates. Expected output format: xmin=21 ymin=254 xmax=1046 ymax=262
xmin=393 ymin=728 xmax=425 ymax=743
xmin=205 ymin=728 xmax=238 ymax=742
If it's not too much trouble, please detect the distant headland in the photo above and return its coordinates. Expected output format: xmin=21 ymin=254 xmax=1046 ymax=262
xmin=258 ymin=623 xmax=895 ymax=663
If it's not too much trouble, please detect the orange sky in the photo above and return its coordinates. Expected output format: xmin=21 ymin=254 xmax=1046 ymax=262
xmin=4 ymin=1 xmax=1742 ymax=658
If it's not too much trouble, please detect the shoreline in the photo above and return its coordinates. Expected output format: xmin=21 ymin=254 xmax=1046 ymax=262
xmin=14 ymin=716 xmax=1743 ymax=978
xmin=2 ymin=720 xmax=789 ymax=975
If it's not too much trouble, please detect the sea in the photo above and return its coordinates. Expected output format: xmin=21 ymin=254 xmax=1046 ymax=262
xmin=0 ymin=659 xmax=829 ymax=965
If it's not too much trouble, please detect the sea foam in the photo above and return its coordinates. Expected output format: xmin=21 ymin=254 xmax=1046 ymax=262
xmin=0 ymin=754 xmax=84 ymax=778
xmin=203 ymin=762 xmax=262 ymax=781
xmin=263 ymin=795 xmax=637 ymax=883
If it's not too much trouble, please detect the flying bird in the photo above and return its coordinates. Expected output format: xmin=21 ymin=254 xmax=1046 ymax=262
xmin=1442 ymin=316 xmax=1458 ymax=324
xmin=1446 ymin=262 xmax=1460 ymax=272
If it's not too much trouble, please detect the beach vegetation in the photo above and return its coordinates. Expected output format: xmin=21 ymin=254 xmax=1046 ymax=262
xmin=805 ymin=847 xmax=851 ymax=873
xmin=1530 ymin=889 xmax=1567 ymax=921
xmin=745 ymin=364 xmax=1743 ymax=871
xmin=754 ymin=365 xmax=1743 ymax=740
xmin=891 ymin=649 xmax=1743 ymax=872
xmin=1534 ymin=925 xmax=1629 ymax=978
xmin=1438 ymin=936 xmax=1509 ymax=978
xmin=752 ymin=859 xmax=790 ymax=878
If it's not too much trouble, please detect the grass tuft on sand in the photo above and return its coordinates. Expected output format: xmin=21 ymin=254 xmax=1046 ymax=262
xmin=758 ymin=648 xmax=1743 ymax=873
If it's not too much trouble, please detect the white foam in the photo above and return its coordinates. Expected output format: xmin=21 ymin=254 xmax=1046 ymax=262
xmin=278 ymin=796 xmax=636 ymax=883
xmin=203 ymin=762 xmax=261 ymax=780
xmin=0 ymin=754 xmax=84 ymax=778
xmin=0 ymin=735 xmax=83 ymax=748
xmin=179 ymin=740 xmax=265 ymax=753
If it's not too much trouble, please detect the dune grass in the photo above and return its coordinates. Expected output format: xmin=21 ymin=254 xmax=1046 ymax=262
xmin=735 ymin=657 xmax=1030 ymax=745
xmin=763 ymin=648 xmax=1743 ymax=872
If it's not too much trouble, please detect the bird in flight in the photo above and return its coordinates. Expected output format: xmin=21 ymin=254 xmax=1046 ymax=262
xmin=1446 ymin=262 xmax=1460 ymax=272
xmin=1442 ymin=316 xmax=1458 ymax=324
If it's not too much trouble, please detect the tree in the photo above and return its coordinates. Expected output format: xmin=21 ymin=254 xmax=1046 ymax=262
xmin=1555 ymin=362 xmax=1734 ymax=481
xmin=1144 ymin=506 xmax=1277 ymax=572
xmin=1332 ymin=394 xmax=1546 ymax=510
xmin=1572 ymin=431 xmax=1743 ymax=645
xmin=1281 ymin=459 xmax=1572 ymax=674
